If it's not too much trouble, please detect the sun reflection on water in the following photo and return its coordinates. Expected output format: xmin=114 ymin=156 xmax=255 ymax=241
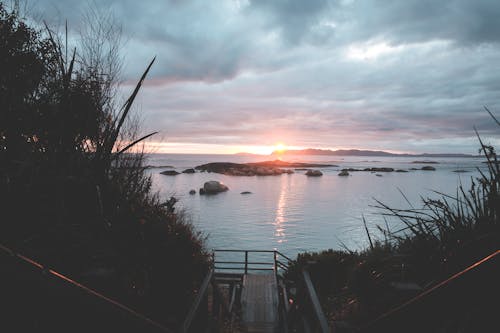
xmin=274 ymin=177 xmax=288 ymax=243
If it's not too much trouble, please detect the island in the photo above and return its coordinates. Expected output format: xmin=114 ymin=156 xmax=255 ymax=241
xmin=195 ymin=160 xmax=336 ymax=176
xmin=270 ymin=148 xmax=476 ymax=158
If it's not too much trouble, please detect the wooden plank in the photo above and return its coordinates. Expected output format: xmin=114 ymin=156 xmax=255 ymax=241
xmin=241 ymin=273 xmax=279 ymax=332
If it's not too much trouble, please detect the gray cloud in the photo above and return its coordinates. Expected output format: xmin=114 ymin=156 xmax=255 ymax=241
xmin=347 ymin=0 xmax=500 ymax=46
xmin=30 ymin=0 xmax=500 ymax=153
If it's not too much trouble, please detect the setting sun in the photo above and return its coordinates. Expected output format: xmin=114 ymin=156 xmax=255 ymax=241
xmin=274 ymin=143 xmax=286 ymax=153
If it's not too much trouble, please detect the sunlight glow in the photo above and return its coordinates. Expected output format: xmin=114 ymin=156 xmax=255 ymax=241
xmin=141 ymin=141 xmax=311 ymax=155
xmin=273 ymin=143 xmax=286 ymax=154
xmin=346 ymin=41 xmax=403 ymax=61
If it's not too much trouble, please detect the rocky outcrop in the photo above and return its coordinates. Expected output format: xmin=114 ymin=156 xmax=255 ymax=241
xmin=306 ymin=169 xmax=323 ymax=177
xmin=189 ymin=189 xmax=196 ymax=195
xmin=421 ymin=166 xmax=436 ymax=171
xmin=341 ymin=167 xmax=395 ymax=173
xmin=247 ymin=160 xmax=337 ymax=168
xmin=195 ymin=161 xmax=304 ymax=176
xmin=200 ymin=181 xmax=229 ymax=194
xmin=338 ymin=170 xmax=349 ymax=176
xmin=145 ymin=165 xmax=174 ymax=169
xmin=160 ymin=170 xmax=180 ymax=176
xmin=182 ymin=168 xmax=196 ymax=174
xmin=366 ymin=167 xmax=394 ymax=172
xmin=240 ymin=191 xmax=252 ymax=195
xmin=412 ymin=161 xmax=439 ymax=164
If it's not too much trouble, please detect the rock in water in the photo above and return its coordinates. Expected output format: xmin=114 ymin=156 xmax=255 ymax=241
xmin=364 ymin=167 xmax=394 ymax=172
xmin=189 ymin=189 xmax=196 ymax=195
xmin=240 ymin=191 xmax=252 ymax=195
xmin=306 ymin=169 xmax=323 ymax=177
xmin=203 ymin=180 xmax=229 ymax=194
xmin=338 ymin=170 xmax=349 ymax=176
xmin=421 ymin=166 xmax=436 ymax=171
xmin=182 ymin=168 xmax=196 ymax=174
xmin=160 ymin=170 xmax=180 ymax=176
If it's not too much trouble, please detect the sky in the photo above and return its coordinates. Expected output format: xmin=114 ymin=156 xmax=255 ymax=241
xmin=28 ymin=0 xmax=500 ymax=154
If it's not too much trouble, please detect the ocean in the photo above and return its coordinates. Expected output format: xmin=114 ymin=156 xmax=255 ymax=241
xmin=145 ymin=153 xmax=484 ymax=259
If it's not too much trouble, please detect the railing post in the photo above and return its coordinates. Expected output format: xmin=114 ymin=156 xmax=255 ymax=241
xmin=274 ymin=251 xmax=278 ymax=273
xmin=212 ymin=280 xmax=219 ymax=318
xmin=245 ymin=251 xmax=248 ymax=274
xmin=211 ymin=251 xmax=215 ymax=264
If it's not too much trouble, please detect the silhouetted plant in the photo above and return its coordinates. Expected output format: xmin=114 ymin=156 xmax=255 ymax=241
xmin=0 ymin=3 xmax=208 ymax=328
xmin=287 ymin=110 xmax=500 ymax=327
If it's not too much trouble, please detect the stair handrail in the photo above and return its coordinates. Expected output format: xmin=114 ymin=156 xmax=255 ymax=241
xmin=181 ymin=268 xmax=213 ymax=333
xmin=362 ymin=249 xmax=500 ymax=332
xmin=301 ymin=269 xmax=331 ymax=333
xmin=212 ymin=249 xmax=292 ymax=274
xmin=0 ymin=243 xmax=173 ymax=332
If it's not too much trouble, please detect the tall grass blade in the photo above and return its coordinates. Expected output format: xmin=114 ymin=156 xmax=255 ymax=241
xmin=115 ymin=131 xmax=158 ymax=158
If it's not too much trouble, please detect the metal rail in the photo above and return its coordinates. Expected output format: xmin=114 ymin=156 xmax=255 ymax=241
xmin=185 ymin=249 xmax=335 ymax=332
xmin=0 ymin=243 xmax=173 ymax=333
xmin=301 ymin=270 xmax=331 ymax=333
xmin=362 ymin=249 xmax=500 ymax=332
xmin=181 ymin=269 xmax=213 ymax=333
xmin=212 ymin=249 xmax=293 ymax=274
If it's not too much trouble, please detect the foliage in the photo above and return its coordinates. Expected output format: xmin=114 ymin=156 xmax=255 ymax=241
xmin=0 ymin=3 xmax=208 ymax=327
xmin=287 ymin=111 xmax=500 ymax=327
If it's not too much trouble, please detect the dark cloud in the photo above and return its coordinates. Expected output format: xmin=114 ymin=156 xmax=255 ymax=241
xmin=30 ymin=0 xmax=500 ymax=153
xmin=348 ymin=0 xmax=500 ymax=46
xmin=246 ymin=0 xmax=337 ymax=45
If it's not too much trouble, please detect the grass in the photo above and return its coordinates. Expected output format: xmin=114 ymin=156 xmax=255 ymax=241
xmin=286 ymin=110 xmax=500 ymax=328
xmin=0 ymin=4 xmax=209 ymax=329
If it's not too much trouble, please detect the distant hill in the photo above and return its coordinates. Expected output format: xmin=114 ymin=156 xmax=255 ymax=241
xmin=269 ymin=148 xmax=476 ymax=158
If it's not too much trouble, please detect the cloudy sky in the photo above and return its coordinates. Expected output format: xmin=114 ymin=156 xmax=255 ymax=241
xmin=32 ymin=0 xmax=500 ymax=154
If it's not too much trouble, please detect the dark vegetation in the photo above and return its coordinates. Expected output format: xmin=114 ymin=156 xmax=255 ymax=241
xmin=287 ymin=112 xmax=499 ymax=329
xmin=0 ymin=3 xmax=208 ymax=328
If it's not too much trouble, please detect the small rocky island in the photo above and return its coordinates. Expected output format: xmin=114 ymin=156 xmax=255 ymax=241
xmin=195 ymin=160 xmax=336 ymax=176
xmin=200 ymin=181 xmax=229 ymax=194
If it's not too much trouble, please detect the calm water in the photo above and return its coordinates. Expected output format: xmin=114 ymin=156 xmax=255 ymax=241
xmin=146 ymin=154 xmax=484 ymax=258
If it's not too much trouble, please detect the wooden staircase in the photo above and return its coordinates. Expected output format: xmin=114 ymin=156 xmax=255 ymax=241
xmin=182 ymin=249 xmax=330 ymax=333
xmin=241 ymin=273 xmax=279 ymax=332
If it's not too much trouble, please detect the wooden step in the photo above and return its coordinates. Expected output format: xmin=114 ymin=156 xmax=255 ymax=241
xmin=241 ymin=274 xmax=279 ymax=333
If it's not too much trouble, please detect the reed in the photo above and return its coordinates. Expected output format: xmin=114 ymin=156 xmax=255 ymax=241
xmin=287 ymin=110 xmax=500 ymax=327
xmin=0 ymin=4 xmax=208 ymax=328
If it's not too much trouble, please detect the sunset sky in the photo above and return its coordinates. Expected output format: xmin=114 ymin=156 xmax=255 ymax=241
xmin=33 ymin=0 xmax=500 ymax=154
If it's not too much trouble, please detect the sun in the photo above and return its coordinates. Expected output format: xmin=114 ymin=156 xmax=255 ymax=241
xmin=274 ymin=143 xmax=286 ymax=154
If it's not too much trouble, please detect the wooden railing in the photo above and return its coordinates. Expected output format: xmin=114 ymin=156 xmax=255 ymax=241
xmin=184 ymin=249 xmax=333 ymax=332
xmin=212 ymin=249 xmax=295 ymax=332
xmin=0 ymin=243 xmax=173 ymax=333
xmin=181 ymin=269 xmax=213 ymax=333
xmin=212 ymin=249 xmax=293 ymax=275
xmin=361 ymin=249 xmax=500 ymax=332
xmin=296 ymin=270 xmax=331 ymax=333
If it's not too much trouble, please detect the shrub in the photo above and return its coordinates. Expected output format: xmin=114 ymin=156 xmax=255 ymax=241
xmin=287 ymin=111 xmax=500 ymax=326
xmin=0 ymin=3 xmax=208 ymax=327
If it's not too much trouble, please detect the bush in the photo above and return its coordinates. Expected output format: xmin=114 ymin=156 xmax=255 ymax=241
xmin=287 ymin=111 xmax=500 ymax=326
xmin=0 ymin=3 xmax=208 ymax=327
